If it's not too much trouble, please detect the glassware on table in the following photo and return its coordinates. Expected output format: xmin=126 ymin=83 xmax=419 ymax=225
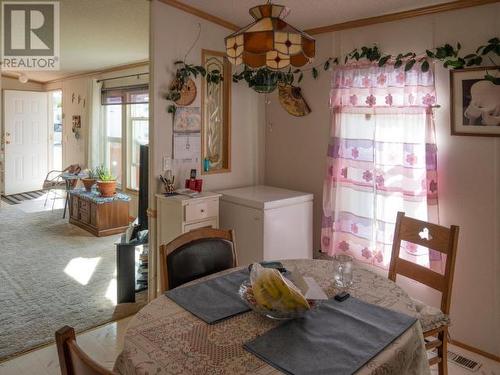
xmin=333 ymin=254 xmax=353 ymax=289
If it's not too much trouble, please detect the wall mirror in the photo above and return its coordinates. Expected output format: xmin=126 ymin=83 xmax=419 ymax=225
xmin=201 ymin=49 xmax=231 ymax=174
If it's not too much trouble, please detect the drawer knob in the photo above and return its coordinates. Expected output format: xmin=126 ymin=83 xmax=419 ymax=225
xmin=200 ymin=209 xmax=205 ymax=213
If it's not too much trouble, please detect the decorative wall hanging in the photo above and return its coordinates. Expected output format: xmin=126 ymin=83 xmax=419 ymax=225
xmin=72 ymin=115 xmax=81 ymax=139
xmin=173 ymin=78 xmax=197 ymax=106
xmin=278 ymin=84 xmax=311 ymax=117
xmin=201 ymin=50 xmax=231 ymax=174
xmin=225 ymin=2 xmax=315 ymax=70
xmin=450 ymin=66 xmax=500 ymax=137
xmin=165 ymin=24 xmax=224 ymax=114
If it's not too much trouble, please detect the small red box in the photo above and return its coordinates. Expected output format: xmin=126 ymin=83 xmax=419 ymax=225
xmin=185 ymin=179 xmax=203 ymax=192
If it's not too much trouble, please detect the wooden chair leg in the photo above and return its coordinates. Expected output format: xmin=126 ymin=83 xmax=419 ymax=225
xmin=437 ymin=328 xmax=448 ymax=375
xmin=55 ymin=325 xmax=76 ymax=375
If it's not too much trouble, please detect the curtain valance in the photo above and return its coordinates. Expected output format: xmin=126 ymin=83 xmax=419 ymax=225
xmin=330 ymin=63 xmax=436 ymax=109
xmin=101 ymin=84 xmax=149 ymax=106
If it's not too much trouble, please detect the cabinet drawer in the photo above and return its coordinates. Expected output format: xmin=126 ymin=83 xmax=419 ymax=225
xmin=79 ymin=200 xmax=90 ymax=212
xmin=184 ymin=199 xmax=218 ymax=223
xmin=80 ymin=209 xmax=91 ymax=224
xmin=183 ymin=218 xmax=217 ymax=233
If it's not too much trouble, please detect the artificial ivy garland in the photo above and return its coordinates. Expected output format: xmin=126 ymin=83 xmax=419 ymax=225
xmin=231 ymin=37 xmax=499 ymax=93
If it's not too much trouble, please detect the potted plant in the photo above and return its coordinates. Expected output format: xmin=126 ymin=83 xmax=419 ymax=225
xmin=82 ymin=168 xmax=97 ymax=192
xmin=95 ymin=166 xmax=117 ymax=197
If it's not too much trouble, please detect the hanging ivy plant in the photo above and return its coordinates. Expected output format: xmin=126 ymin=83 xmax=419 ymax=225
xmin=165 ymin=61 xmax=223 ymax=114
xmin=232 ymin=58 xmax=339 ymax=93
xmin=232 ymin=36 xmax=499 ymax=93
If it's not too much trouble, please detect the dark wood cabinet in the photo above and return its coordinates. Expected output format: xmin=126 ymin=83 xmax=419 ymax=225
xmin=69 ymin=190 xmax=130 ymax=237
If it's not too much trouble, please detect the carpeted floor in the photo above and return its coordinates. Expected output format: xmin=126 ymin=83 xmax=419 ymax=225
xmin=0 ymin=205 xmax=145 ymax=361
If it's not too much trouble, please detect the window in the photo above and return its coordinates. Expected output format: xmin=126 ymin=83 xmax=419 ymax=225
xmin=127 ymin=101 xmax=149 ymax=190
xmin=103 ymin=87 xmax=148 ymax=191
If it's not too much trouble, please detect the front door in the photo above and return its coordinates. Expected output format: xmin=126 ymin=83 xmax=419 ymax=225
xmin=4 ymin=90 xmax=49 ymax=195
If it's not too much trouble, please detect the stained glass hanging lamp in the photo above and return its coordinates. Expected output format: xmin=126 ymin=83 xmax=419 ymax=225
xmin=225 ymin=1 xmax=315 ymax=70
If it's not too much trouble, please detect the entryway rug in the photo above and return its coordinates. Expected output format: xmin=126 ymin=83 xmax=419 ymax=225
xmin=0 ymin=205 xmax=146 ymax=361
xmin=1 ymin=190 xmax=45 ymax=205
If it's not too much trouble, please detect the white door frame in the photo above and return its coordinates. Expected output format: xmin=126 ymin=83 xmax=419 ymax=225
xmin=47 ymin=89 xmax=63 ymax=172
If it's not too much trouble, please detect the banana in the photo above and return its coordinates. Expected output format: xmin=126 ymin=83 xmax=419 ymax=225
xmin=250 ymin=263 xmax=310 ymax=313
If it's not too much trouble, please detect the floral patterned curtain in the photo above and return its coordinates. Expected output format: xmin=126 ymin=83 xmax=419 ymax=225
xmin=322 ymin=62 xmax=441 ymax=271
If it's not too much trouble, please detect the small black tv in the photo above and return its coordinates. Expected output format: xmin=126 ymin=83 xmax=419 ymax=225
xmin=137 ymin=144 xmax=149 ymax=232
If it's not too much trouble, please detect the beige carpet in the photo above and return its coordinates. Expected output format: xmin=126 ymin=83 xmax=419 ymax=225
xmin=0 ymin=205 xmax=146 ymax=361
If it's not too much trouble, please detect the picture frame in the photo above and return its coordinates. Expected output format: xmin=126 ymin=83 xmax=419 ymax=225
xmin=201 ymin=49 xmax=232 ymax=175
xmin=450 ymin=66 xmax=500 ymax=137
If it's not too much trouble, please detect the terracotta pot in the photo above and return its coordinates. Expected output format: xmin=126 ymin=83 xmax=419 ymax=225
xmin=82 ymin=178 xmax=96 ymax=192
xmin=97 ymin=180 xmax=116 ymax=197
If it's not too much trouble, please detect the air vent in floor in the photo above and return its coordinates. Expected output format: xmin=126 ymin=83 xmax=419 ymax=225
xmin=447 ymin=350 xmax=482 ymax=372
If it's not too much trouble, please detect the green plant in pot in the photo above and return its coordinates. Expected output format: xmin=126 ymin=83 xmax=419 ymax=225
xmin=95 ymin=166 xmax=117 ymax=197
xmin=82 ymin=168 xmax=98 ymax=192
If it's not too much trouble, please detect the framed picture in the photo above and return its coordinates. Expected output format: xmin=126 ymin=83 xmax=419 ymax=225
xmin=450 ymin=66 xmax=500 ymax=137
xmin=173 ymin=107 xmax=201 ymax=133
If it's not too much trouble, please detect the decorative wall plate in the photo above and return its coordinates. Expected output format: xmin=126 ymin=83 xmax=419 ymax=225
xmin=174 ymin=78 xmax=197 ymax=106
xmin=278 ymin=84 xmax=311 ymax=117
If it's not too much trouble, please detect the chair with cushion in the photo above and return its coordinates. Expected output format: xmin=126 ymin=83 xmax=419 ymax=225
xmin=159 ymin=228 xmax=237 ymax=292
xmin=55 ymin=325 xmax=115 ymax=375
xmin=389 ymin=211 xmax=459 ymax=375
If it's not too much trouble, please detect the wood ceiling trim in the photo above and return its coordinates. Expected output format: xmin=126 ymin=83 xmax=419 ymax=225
xmin=1 ymin=73 xmax=45 ymax=85
xmin=158 ymin=0 xmax=239 ymax=31
xmin=304 ymin=0 xmax=500 ymax=34
xmin=159 ymin=0 xmax=499 ymax=35
xmin=43 ymin=60 xmax=149 ymax=85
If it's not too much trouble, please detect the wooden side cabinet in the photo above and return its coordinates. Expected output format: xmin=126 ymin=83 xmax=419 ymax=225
xmin=69 ymin=189 xmax=130 ymax=237
xmin=156 ymin=192 xmax=221 ymax=246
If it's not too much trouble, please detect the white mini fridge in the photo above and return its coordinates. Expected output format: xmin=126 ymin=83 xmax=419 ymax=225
xmin=217 ymin=185 xmax=313 ymax=266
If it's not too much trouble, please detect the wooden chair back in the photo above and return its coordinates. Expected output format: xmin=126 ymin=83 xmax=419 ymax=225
xmin=388 ymin=211 xmax=459 ymax=315
xmin=55 ymin=326 xmax=115 ymax=375
xmin=159 ymin=228 xmax=237 ymax=293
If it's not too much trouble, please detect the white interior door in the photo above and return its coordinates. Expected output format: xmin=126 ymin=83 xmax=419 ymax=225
xmin=4 ymin=90 xmax=48 ymax=195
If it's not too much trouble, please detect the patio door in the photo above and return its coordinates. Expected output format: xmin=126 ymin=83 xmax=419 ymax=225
xmin=4 ymin=90 xmax=48 ymax=195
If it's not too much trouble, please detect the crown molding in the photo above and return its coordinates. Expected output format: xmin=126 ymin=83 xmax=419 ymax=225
xmin=43 ymin=60 xmax=149 ymax=85
xmin=305 ymin=0 xmax=500 ymax=34
xmin=1 ymin=72 xmax=45 ymax=85
xmin=158 ymin=0 xmax=499 ymax=36
xmin=158 ymin=0 xmax=239 ymax=31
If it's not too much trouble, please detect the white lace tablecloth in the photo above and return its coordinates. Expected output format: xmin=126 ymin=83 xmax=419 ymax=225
xmin=114 ymin=259 xmax=430 ymax=375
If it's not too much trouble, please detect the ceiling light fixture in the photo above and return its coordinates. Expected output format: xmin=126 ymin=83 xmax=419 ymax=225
xmin=18 ymin=74 xmax=28 ymax=84
xmin=225 ymin=1 xmax=315 ymax=70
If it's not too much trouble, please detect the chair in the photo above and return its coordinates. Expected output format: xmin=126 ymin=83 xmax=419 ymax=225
xmin=159 ymin=228 xmax=237 ymax=292
xmin=389 ymin=211 xmax=459 ymax=375
xmin=43 ymin=164 xmax=81 ymax=209
xmin=55 ymin=326 xmax=115 ymax=375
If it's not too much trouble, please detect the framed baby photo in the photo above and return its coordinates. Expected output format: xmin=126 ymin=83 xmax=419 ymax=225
xmin=450 ymin=66 xmax=500 ymax=137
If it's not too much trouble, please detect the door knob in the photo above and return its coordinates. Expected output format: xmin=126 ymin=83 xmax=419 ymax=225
xmin=5 ymin=141 xmax=10 ymax=144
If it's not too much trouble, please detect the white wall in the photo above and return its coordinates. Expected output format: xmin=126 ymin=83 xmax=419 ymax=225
xmin=150 ymin=1 xmax=265 ymax=195
xmin=265 ymin=3 xmax=500 ymax=356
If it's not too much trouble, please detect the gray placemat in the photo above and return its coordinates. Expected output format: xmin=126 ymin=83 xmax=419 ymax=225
xmin=244 ymin=296 xmax=417 ymax=375
xmin=165 ymin=269 xmax=250 ymax=324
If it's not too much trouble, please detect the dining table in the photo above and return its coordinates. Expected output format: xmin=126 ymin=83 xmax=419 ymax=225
xmin=114 ymin=259 xmax=431 ymax=375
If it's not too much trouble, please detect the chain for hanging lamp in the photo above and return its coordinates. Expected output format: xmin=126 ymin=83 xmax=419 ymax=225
xmin=225 ymin=2 xmax=315 ymax=70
